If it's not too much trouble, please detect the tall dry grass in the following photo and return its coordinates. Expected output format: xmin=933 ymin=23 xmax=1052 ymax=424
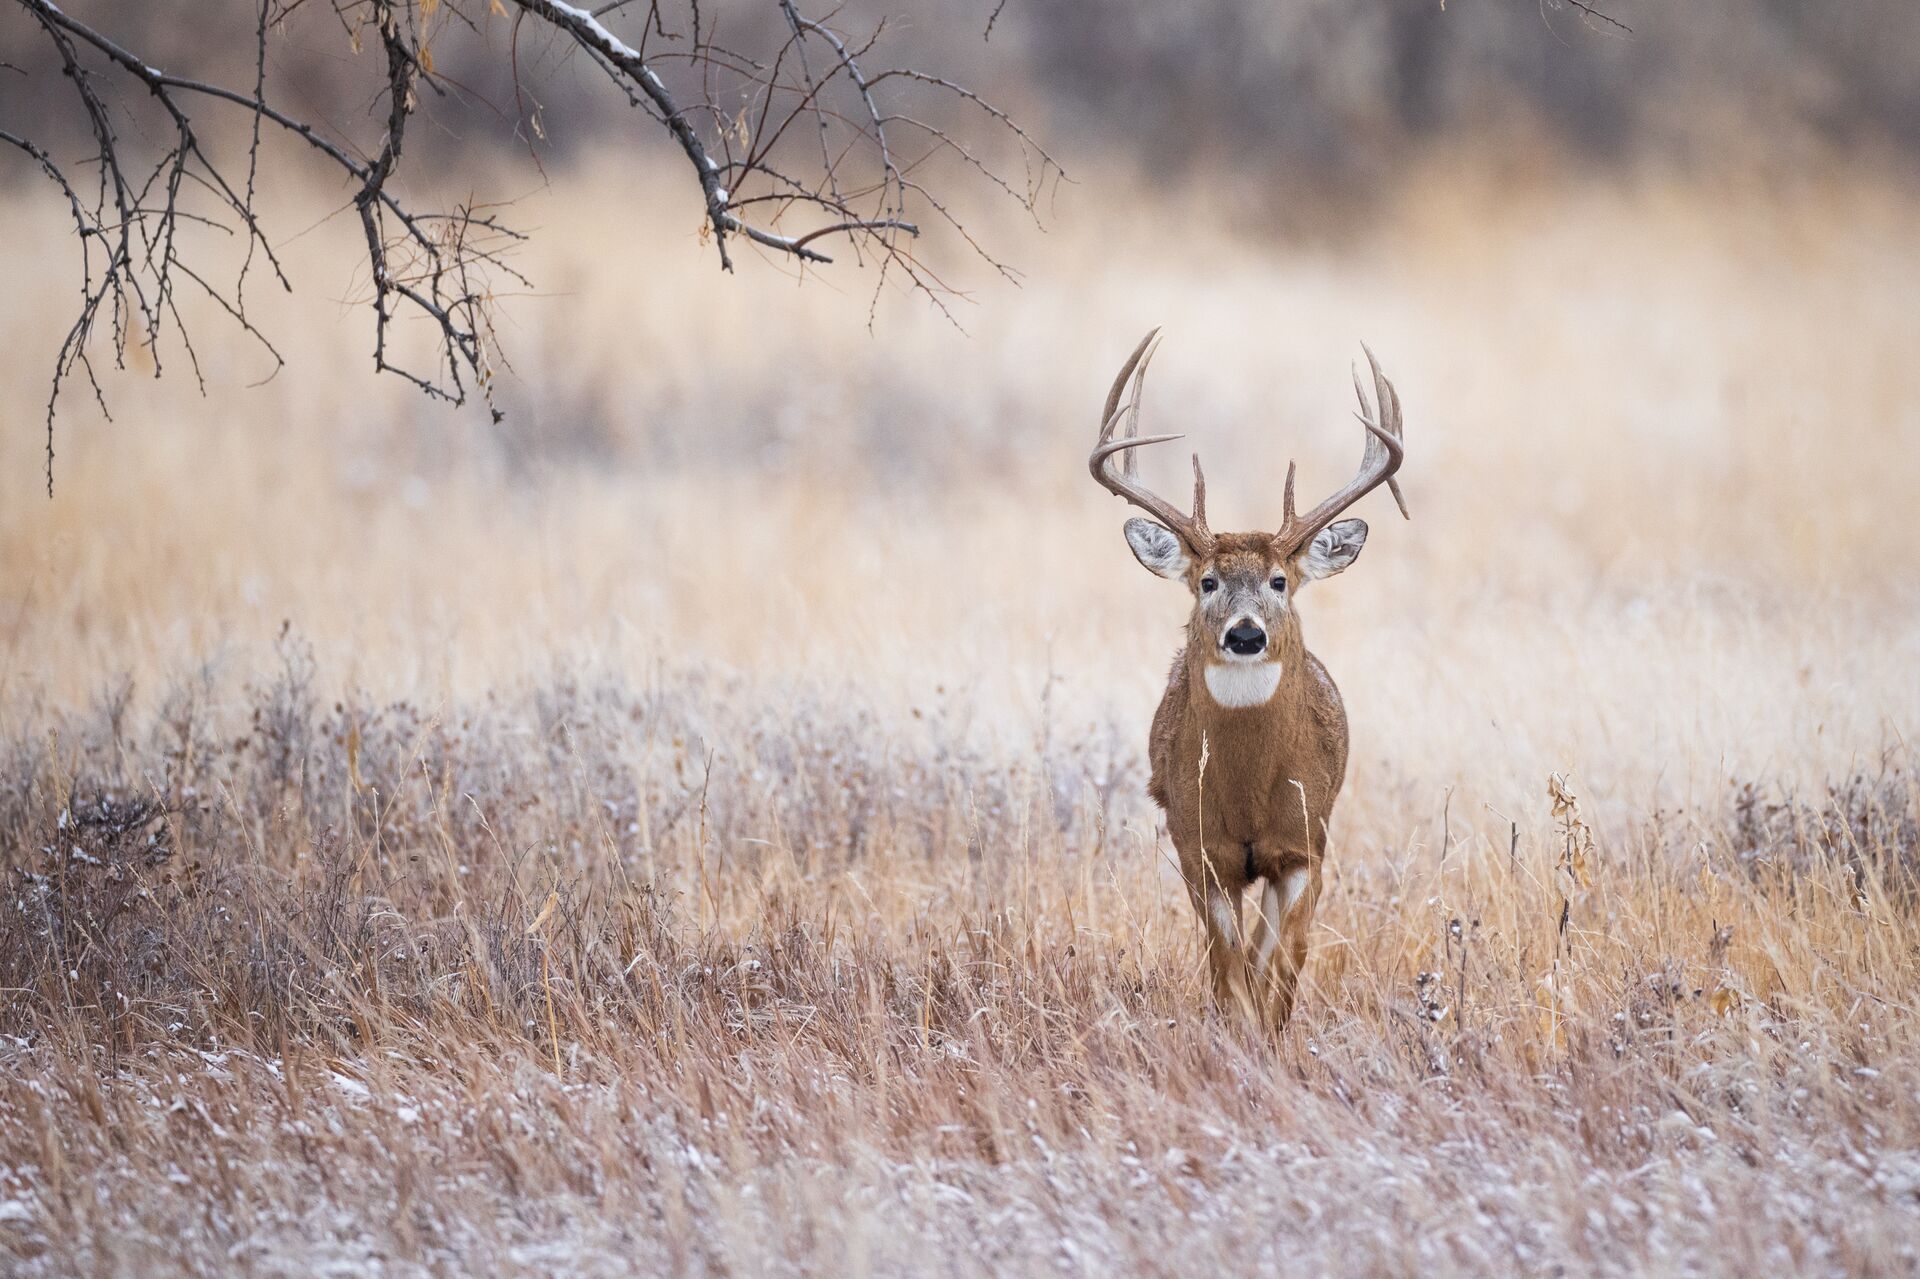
xmin=1 ymin=154 xmax=1918 ymax=1274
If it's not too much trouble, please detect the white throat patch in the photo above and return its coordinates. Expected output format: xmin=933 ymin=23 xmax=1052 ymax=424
xmin=1203 ymin=662 xmax=1283 ymax=708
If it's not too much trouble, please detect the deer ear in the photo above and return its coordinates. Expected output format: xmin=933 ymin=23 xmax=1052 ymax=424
xmin=1297 ymin=518 xmax=1368 ymax=581
xmin=1124 ymin=518 xmax=1191 ymax=580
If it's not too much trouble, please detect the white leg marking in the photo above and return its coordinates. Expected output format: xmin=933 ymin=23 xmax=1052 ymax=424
xmin=1279 ymin=865 xmax=1310 ymax=921
xmin=1253 ymin=880 xmax=1283 ymax=970
xmin=1208 ymin=894 xmax=1239 ymax=945
xmin=1203 ymin=662 xmax=1283 ymax=708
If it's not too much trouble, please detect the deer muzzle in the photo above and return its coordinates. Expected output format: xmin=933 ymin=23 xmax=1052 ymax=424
xmin=1222 ymin=620 xmax=1268 ymax=657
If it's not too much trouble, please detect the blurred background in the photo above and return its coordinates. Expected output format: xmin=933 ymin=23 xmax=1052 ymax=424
xmin=2 ymin=0 xmax=1917 ymax=822
xmin=12 ymin=0 xmax=1919 ymax=207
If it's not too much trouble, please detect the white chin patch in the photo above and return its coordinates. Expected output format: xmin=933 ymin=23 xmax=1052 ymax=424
xmin=1203 ymin=662 xmax=1283 ymax=708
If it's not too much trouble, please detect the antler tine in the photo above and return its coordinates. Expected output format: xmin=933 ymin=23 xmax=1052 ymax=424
xmin=1099 ymin=328 xmax=1158 ymax=447
xmin=1362 ymin=343 xmax=1410 ymax=520
xmin=1273 ymin=344 xmax=1409 ymax=556
xmin=1120 ymin=331 xmax=1158 ymax=480
xmin=1088 ymin=329 xmax=1214 ymax=554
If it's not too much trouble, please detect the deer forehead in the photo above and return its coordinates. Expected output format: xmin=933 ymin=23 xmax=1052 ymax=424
xmin=1196 ymin=538 xmax=1282 ymax=581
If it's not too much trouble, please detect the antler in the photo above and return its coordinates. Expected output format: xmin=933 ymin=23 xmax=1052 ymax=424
xmin=1089 ymin=328 xmax=1215 ymax=555
xmin=1272 ymin=344 xmax=1410 ymax=557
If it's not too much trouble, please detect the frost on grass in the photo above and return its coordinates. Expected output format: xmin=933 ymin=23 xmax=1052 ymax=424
xmin=0 ymin=662 xmax=1917 ymax=1276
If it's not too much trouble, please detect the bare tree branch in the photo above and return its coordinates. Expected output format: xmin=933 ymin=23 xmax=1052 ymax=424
xmin=3 ymin=0 xmax=1056 ymax=492
xmin=1551 ymin=0 xmax=1632 ymax=35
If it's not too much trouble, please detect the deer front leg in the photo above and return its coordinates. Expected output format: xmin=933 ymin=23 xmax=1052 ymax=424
xmin=1256 ymin=863 xmax=1318 ymax=1030
xmin=1249 ymin=875 xmax=1282 ymax=991
xmin=1247 ymin=886 xmax=1274 ymax=976
xmin=1193 ymin=879 xmax=1260 ymax=1023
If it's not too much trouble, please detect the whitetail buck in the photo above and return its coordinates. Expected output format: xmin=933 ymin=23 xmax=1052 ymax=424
xmin=1091 ymin=329 xmax=1408 ymax=1028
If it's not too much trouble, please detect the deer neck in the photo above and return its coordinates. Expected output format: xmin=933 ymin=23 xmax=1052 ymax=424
xmin=1190 ymin=627 xmax=1308 ymax=721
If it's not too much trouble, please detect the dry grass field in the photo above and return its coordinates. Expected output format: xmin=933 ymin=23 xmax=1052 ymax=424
xmin=3 ymin=153 xmax=1920 ymax=1274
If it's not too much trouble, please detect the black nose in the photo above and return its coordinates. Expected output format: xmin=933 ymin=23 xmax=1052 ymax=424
xmin=1223 ymin=622 xmax=1267 ymax=655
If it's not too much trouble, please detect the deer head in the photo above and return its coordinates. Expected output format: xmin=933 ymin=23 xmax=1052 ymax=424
xmin=1089 ymin=329 xmax=1409 ymax=691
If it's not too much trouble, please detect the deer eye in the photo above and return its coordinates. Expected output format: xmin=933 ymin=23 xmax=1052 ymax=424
xmin=1200 ymin=576 xmax=1219 ymax=594
xmin=1271 ymin=575 xmax=1287 ymax=592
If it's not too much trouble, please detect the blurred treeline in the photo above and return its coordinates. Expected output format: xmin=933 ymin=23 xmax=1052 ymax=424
xmin=1024 ymin=0 xmax=1920 ymax=183
xmin=1 ymin=0 xmax=1914 ymax=193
